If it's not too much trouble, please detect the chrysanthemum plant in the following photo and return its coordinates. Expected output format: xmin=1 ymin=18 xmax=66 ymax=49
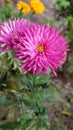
xmin=0 ymin=0 xmax=69 ymax=130
xmin=0 ymin=0 xmax=45 ymax=80
xmin=0 ymin=17 xmax=69 ymax=129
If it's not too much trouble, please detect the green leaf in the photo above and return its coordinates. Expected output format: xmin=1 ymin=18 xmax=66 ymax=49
xmin=43 ymin=19 xmax=56 ymax=26
xmin=47 ymin=86 xmax=61 ymax=102
xmin=67 ymin=30 xmax=73 ymax=39
xmin=23 ymin=118 xmax=36 ymax=130
xmin=0 ymin=121 xmax=19 ymax=130
xmin=35 ymin=73 xmax=51 ymax=88
xmin=54 ymin=118 xmax=63 ymax=129
xmin=22 ymin=98 xmax=38 ymax=111
xmin=0 ymin=98 xmax=13 ymax=106
xmin=55 ymin=0 xmax=70 ymax=10
xmin=36 ymin=119 xmax=50 ymax=130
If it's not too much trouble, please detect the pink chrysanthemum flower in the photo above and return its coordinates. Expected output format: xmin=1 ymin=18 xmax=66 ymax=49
xmin=15 ymin=23 xmax=69 ymax=76
xmin=0 ymin=18 xmax=30 ymax=52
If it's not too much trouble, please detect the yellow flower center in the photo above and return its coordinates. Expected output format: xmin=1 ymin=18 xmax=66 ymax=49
xmin=37 ymin=45 xmax=45 ymax=52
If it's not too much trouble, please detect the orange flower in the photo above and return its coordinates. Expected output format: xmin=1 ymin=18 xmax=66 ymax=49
xmin=17 ymin=1 xmax=31 ymax=14
xmin=30 ymin=0 xmax=45 ymax=14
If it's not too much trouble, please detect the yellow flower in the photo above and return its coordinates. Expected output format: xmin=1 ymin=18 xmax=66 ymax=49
xmin=30 ymin=0 xmax=45 ymax=14
xmin=17 ymin=1 xmax=31 ymax=14
xmin=17 ymin=1 xmax=25 ymax=10
xmin=21 ymin=5 xmax=31 ymax=14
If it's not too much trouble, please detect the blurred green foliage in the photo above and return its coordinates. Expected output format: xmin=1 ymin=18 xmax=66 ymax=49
xmin=0 ymin=2 xmax=14 ymax=24
xmin=43 ymin=18 xmax=56 ymax=26
xmin=0 ymin=1 xmax=30 ymax=24
xmin=55 ymin=0 xmax=70 ymax=10
xmin=55 ymin=0 xmax=73 ymax=76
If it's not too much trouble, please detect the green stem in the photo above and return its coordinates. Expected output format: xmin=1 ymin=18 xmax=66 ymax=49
xmin=30 ymin=12 xmax=34 ymax=20
xmin=33 ymin=74 xmax=36 ymax=88
xmin=35 ymin=94 xmax=41 ymax=114
xmin=32 ymin=75 xmax=41 ymax=114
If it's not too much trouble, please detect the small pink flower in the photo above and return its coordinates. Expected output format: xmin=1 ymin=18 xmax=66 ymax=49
xmin=0 ymin=18 xmax=30 ymax=52
xmin=15 ymin=23 xmax=69 ymax=76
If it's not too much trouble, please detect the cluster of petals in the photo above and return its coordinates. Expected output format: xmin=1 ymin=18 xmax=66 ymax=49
xmin=0 ymin=18 xmax=69 ymax=76
xmin=17 ymin=1 xmax=31 ymax=14
xmin=17 ymin=0 xmax=45 ymax=14
xmin=0 ymin=18 xmax=30 ymax=52
xmin=30 ymin=0 xmax=45 ymax=14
